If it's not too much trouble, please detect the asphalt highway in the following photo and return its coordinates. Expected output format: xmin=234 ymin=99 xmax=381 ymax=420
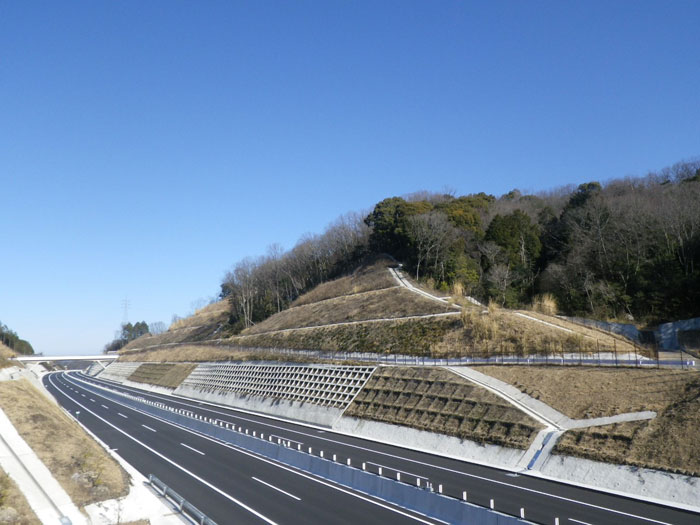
xmin=48 ymin=371 xmax=699 ymax=525
xmin=44 ymin=372 xmax=447 ymax=525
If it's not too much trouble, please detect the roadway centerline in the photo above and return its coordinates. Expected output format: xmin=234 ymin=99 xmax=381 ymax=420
xmin=252 ymin=477 xmax=301 ymax=500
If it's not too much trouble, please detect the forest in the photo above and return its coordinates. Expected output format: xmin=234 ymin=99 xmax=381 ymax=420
xmin=0 ymin=322 xmax=34 ymax=355
xmin=221 ymin=160 xmax=700 ymax=332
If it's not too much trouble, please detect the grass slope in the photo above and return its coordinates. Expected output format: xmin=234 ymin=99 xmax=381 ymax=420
xmin=0 ymin=380 xmax=129 ymax=507
xmin=0 ymin=469 xmax=40 ymax=525
xmin=478 ymin=366 xmax=700 ymax=476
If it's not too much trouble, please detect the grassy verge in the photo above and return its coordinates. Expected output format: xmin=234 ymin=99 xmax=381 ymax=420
xmin=346 ymin=367 xmax=542 ymax=449
xmin=0 ymin=470 xmax=40 ymax=524
xmin=0 ymin=380 xmax=129 ymax=507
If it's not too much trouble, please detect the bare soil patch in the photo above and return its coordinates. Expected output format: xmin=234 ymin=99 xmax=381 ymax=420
xmin=0 ymin=380 xmax=129 ymax=507
xmin=346 ymin=367 xmax=542 ymax=449
xmin=0 ymin=469 xmax=40 ymax=524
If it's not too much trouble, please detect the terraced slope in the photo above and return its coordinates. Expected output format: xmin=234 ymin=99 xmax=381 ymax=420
xmin=345 ymin=366 xmax=543 ymax=449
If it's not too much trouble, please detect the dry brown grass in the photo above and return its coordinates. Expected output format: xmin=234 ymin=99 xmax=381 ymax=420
xmin=233 ymin=316 xmax=460 ymax=355
xmin=0 ymin=380 xmax=129 ymax=507
xmin=127 ymin=363 xmax=197 ymax=388
xmin=531 ymin=294 xmax=558 ymax=315
xmin=0 ymin=343 xmax=16 ymax=370
xmin=292 ymin=257 xmax=397 ymax=307
xmin=478 ymin=366 xmax=697 ymax=418
xmin=0 ymin=469 xmax=40 ymax=524
xmin=477 ymin=365 xmax=700 ymax=476
xmin=169 ymin=301 xmax=230 ymax=330
xmin=452 ymin=307 xmax=638 ymax=358
xmin=346 ymin=367 xmax=542 ymax=449
xmin=119 ymin=344 xmax=319 ymax=364
xmin=244 ymin=288 xmax=454 ymax=335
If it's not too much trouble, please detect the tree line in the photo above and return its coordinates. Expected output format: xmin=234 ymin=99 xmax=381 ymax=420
xmin=0 ymin=322 xmax=34 ymax=355
xmin=221 ymin=160 xmax=700 ymax=330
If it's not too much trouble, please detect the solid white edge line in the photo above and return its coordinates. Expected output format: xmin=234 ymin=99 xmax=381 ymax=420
xmin=61 ymin=373 xmax=443 ymax=525
xmin=47 ymin=373 xmax=278 ymax=525
xmin=74 ymin=373 xmax=679 ymax=525
xmin=252 ymin=477 xmax=301 ymax=501
xmin=181 ymin=443 xmax=205 ymax=456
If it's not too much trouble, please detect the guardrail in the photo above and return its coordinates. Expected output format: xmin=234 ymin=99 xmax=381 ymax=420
xmin=148 ymin=474 xmax=217 ymax=525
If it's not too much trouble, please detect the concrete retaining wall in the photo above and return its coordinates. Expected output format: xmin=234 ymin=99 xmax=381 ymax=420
xmin=334 ymin=416 xmax=527 ymax=471
xmin=539 ymin=454 xmax=699 ymax=508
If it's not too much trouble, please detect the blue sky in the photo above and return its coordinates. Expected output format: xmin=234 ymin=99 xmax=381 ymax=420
xmin=2 ymin=1 xmax=698 ymax=355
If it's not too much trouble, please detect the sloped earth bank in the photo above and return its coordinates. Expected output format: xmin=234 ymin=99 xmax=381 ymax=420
xmin=477 ymin=365 xmax=700 ymax=476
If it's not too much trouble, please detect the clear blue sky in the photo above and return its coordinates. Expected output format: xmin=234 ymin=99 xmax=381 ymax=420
xmin=2 ymin=1 xmax=698 ymax=355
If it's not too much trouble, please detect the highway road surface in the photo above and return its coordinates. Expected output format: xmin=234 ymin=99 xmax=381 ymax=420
xmin=44 ymin=371 xmax=700 ymax=525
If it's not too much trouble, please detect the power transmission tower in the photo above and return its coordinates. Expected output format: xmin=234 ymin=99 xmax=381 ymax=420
xmin=121 ymin=298 xmax=131 ymax=325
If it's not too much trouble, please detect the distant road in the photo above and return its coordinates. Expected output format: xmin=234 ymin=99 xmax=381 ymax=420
xmin=45 ymin=371 xmax=700 ymax=525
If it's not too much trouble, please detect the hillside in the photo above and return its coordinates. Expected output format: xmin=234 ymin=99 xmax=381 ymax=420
xmin=120 ymin=256 xmax=639 ymax=362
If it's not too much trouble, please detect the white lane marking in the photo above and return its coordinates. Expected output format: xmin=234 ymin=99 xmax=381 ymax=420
xmin=252 ymin=477 xmax=301 ymax=501
xmin=61 ymin=374 xmax=441 ymax=525
xmin=90 ymin=399 xmax=95 ymax=402
xmin=118 ymin=413 xmax=128 ymax=419
xmin=101 ymin=404 xmax=109 ymax=409
xmin=142 ymin=425 xmax=157 ymax=432
xmin=73 ymin=373 xmax=677 ymax=525
xmin=569 ymin=520 xmax=593 ymax=525
xmin=181 ymin=443 xmax=205 ymax=456
xmin=81 ymin=394 xmax=86 ymax=397
xmin=48 ymin=374 xmax=278 ymax=525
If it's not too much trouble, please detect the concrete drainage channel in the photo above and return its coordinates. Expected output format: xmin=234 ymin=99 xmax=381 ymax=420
xmin=78 ymin=379 xmax=528 ymax=524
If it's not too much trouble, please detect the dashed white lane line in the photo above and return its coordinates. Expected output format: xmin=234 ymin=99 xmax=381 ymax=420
xmin=118 ymin=413 xmax=128 ymax=419
xmin=181 ymin=443 xmax=205 ymax=456
xmin=90 ymin=399 xmax=95 ymax=402
xmin=142 ymin=425 xmax=157 ymax=432
xmin=569 ymin=520 xmax=592 ymax=525
xmin=252 ymin=477 xmax=301 ymax=501
xmin=48 ymin=375 xmax=277 ymax=525
xmin=101 ymin=404 xmax=109 ymax=409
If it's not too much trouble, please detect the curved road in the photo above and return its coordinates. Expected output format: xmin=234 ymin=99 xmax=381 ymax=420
xmin=44 ymin=371 xmax=699 ymax=525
